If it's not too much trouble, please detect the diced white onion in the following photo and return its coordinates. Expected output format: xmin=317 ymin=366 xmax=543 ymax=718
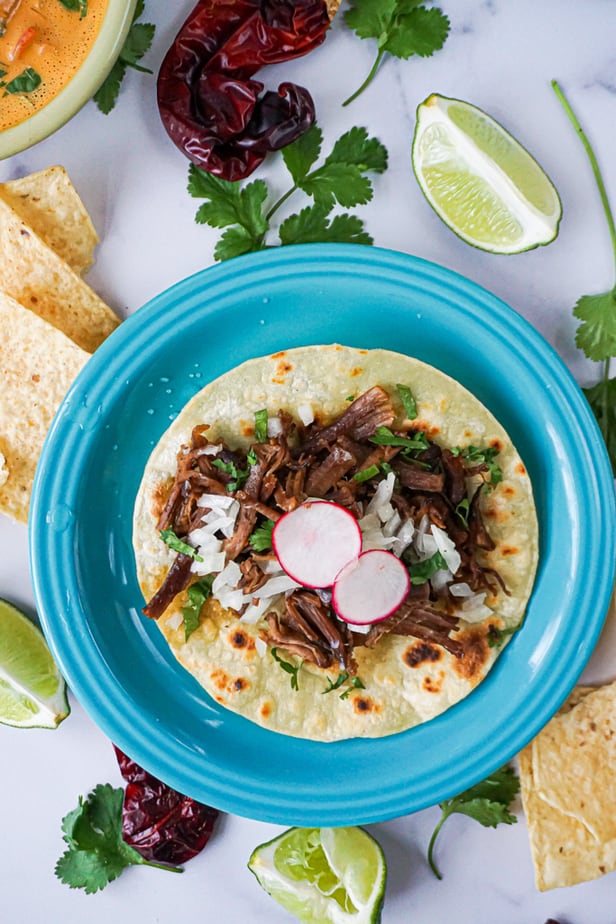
xmin=262 ymin=559 xmax=284 ymax=574
xmin=461 ymin=604 xmax=493 ymax=624
xmin=350 ymin=621 xmax=372 ymax=635
xmin=252 ymin=574 xmax=301 ymax=598
xmin=197 ymin=492 xmax=236 ymax=509
xmin=196 ymin=444 xmax=223 ymax=456
xmin=187 ymin=529 xmax=222 ymax=552
xmin=165 ymin=612 xmax=183 ymax=630
xmin=215 ymin=587 xmax=245 ymax=612
xmin=213 ymin=560 xmax=242 ymax=594
xmin=390 ymin=520 xmax=415 ymax=557
xmin=267 ymin=417 xmax=283 ymax=438
xmin=430 ymin=568 xmax=454 ymax=592
xmin=382 ymin=509 xmax=402 ymax=537
xmin=191 ymin=551 xmax=226 ymax=575
xmin=430 ymin=524 xmax=461 ymax=575
xmin=366 ymin=472 xmax=395 ymax=522
xmin=241 ymin=597 xmax=271 ymax=624
xmin=450 ymin=582 xmax=472 ymax=597
xmin=297 ymin=403 xmax=314 ymax=426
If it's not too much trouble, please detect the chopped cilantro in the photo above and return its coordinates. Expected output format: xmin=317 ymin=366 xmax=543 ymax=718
xmin=271 ymin=647 xmax=302 ymax=691
xmin=249 ymin=519 xmax=275 ymax=552
xmin=427 ymin=766 xmax=519 ymax=879
xmin=455 ymin=497 xmax=470 ymax=529
xmin=396 ymin=383 xmax=418 ymax=420
xmin=58 ymin=0 xmax=88 ymax=18
xmin=181 ymin=577 xmax=214 ymax=640
xmin=212 ymin=458 xmax=250 ymax=491
xmin=370 ymin=426 xmax=429 ymax=452
xmin=453 ymin=445 xmax=503 ymax=485
xmin=254 ymin=408 xmax=268 ymax=443
xmin=160 ymin=528 xmax=203 ymax=562
xmin=340 ymin=676 xmax=366 ymax=700
xmin=487 ymin=624 xmax=518 ymax=649
xmin=3 ymin=66 xmax=41 ymax=95
xmin=354 ymin=464 xmax=381 ymax=483
xmin=405 ymin=551 xmax=448 ymax=585
xmin=246 ymin=448 xmax=258 ymax=466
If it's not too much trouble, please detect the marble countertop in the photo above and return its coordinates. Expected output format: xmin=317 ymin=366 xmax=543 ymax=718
xmin=1 ymin=1 xmax=615 ymax=922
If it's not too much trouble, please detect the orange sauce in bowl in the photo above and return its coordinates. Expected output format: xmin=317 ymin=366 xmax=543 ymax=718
xmin=0 ymin=0 xmax=108 ymax=131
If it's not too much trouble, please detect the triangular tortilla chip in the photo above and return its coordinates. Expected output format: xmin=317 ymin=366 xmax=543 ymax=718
xmin=0 ymin=293 xmax=89 ymax=523
xmin=0 ymin=165 xmax=98 ymax=275
xmin=0 ymin=196 xmax=118 ymax=353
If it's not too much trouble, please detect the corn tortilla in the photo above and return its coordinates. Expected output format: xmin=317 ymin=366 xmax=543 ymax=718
xmin=133 ymin=345 xmax=539 ymax=741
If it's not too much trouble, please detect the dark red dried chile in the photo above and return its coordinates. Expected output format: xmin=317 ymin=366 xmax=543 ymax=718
xmin=157 ymin=0 xmax=331 ymax=180
xmin=114 ymin=746 xmax=220 ymax=865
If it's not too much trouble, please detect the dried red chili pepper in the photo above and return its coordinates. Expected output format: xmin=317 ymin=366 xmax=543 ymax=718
xmin=157 ymin=0 xmax=332 ymax=181
xmin=114 ymin=746 xmax=220 ymax=865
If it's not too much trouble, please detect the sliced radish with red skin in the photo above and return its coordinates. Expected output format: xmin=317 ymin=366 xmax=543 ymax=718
xmin=272 ymin=501 xmax=362 ymax=588
xmin=332 ymin=550 xmax=410 ymax=626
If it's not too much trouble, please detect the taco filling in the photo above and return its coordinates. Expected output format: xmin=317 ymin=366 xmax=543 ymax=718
xmin=133 ymin=345 xmax=538 ymax=741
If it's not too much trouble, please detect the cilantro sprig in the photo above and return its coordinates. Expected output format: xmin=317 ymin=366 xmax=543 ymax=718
xmin=55 ymin=784 xmax=182 ymax=893
xmin=160 ymin=528 xmax=203 ymax=561
xmin=452 ymin=445 xmax=502 ymax=486
xmin=322 ymin=672 xmax=366 ymax=698
xmin=188 ymin=123 xmax=388 ymax=262
xmin=552 ymin=80 xmax=616 ymax=474
xmin=343 ymin=0 xmax=450 ymax=106
xmin=93 ymin=0 xmax=155 ymax=114
xmin=249 ymin=519 xmax=275 ymax=552
xmin=271 ymin=647 xmax=303 ymax=691
xmin=427 ymin=765 xmax=519 ymax=879
xmin=1 ymin=66 xmax=41 ymax=96
xmin=58 ymin=0 xmax=88 ymax=18
xmin=181 ymin=576 xmax=214 ymax=640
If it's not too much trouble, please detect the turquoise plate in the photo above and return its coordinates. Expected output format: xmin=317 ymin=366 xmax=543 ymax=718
xmin=30 ymin=245 xmax=615 ymax=825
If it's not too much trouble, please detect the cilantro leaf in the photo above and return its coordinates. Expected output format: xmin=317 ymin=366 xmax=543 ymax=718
xmin=181 ymin=577 xmax=214 ymax=640
xmin=326 ymin=126 xmax=389 ymax=174
xmin=282 ymin=123 xmax=323 ymax=186
xmin=301 ymin=163 xmax=373 ymax=209
xmin=93 ymin=1 xmax=155 ymax=113
xmin=405 ymin=550 xmax=448 ymax=585
xmin=427 ymin=766 xmax=519 ymax=879
xmin=279 ymin=205 xmax=373 ymax=246
xmin=3 ymin=66 xmax=41 ymax=95
xmin=343 ymin=0 xmax=450 ymax=106
xmin=271 ymin=647 xmax=303 ymax=691
xmin=354 ymin=463 xmax=380 ymax=483
xmin=58 ymin=0 xmax=88 ymax=18
xmin=249 ymin=519 xmax=275 ymax=552
xmin=370 ymin=426 xmax=428 ymax=451
xmin=160 ymin=528 xmax=203 ymax=562
xmin=396 ymin=383 xmax=418 ymax=420
xmin=189 ymin=167 xmax=268 ymax=258
xmin=56 ymin=785 xmax=182 ymax=893
xmin=453 ymin=445 xmax=502 ymax=485
xmin=583 ymin=374 xmax=616 ymax=475
xmin=254 ymin=408 xmax=268 ymax=443
xmin=339 ymin=676 xmax=366 ymax=699
xmin=93 ymin=60 xmax=125 ymax=114
xmin=573 ymin=291 xmax=616 ymax=362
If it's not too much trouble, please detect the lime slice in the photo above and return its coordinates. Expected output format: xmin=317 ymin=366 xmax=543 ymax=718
xmin=0 ymin=597 xmax=69 ymax=728
xmin=412 ymin=93 xmax=562 ymax=253
xmin=248 ymin=826 xmax=386 ymax=924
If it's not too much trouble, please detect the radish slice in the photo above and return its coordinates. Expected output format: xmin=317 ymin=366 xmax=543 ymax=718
xmin=332 ymin=550 xmax=410 ymax=626
xmin=272 ymin=501 xmax=362 ymax=588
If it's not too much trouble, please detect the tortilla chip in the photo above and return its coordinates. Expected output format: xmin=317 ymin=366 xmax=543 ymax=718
xmin=0 ymin=196 xmax=118 ymax=353
xmin=519 ymin=682 xmax=616 ymax=890
xmin=0 ymin=165 xmax=98 ymax=275
xmin=0 ymin=293 xmax=89 ymax=523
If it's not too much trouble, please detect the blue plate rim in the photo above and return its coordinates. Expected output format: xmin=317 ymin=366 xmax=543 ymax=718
xmin=29 ymin=244 xmax=616 ymax=825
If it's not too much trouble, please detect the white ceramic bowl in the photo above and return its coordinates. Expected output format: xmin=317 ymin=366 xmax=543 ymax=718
xmin=0 ymin=0 xmax=137 ymax=159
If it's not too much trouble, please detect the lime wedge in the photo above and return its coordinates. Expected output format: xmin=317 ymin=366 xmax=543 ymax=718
xmin=248 ymin=826 xmax=386 ymax=924
xmin=412 ymin=93 xmax=562 ymax=253
xmin=0 ymin=597 xmax=69 ymax=728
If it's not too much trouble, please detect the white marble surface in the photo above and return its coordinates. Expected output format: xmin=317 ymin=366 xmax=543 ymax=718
xmin=1 ymin=1 xmax=616 ymax=922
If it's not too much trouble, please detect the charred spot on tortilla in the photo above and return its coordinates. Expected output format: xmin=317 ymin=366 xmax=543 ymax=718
xmin=404 ymin=642 xmax=442 ymax=668
xmin=133 ymin=345 xmax=538 ymax=741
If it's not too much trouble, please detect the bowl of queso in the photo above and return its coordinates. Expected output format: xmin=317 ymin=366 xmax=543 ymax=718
xmin=0 ymin=0 xmax=137 ymax=158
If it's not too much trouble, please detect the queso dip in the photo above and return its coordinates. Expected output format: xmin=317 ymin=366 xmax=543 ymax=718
xmin=0 ymin=0 xmax=108 ymax=132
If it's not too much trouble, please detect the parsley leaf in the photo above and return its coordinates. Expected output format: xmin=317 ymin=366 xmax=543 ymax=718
xmin=552 ymin=80 xmax=616 ymax=474
xmin=93 ymin=1 xmax=155 ymax=113
xmin=344 ymin=0 xmax=450 ymax=106
xmin=427 ymin=765 xmax=519 ymax=879
xmin=249 ymin=519 xmax=275 ymax=552
xmin=271 ymin=647 xmax=302 ymax=691
xmin=160 ymin=528 xmax=203 ymax=562
xmin=58 ymin=0 xmax=88 ymax=18
xmin=181 ymin=577 xmax=214 ymax=640
xmin=3 ymin=66 xmax=41 ymax=95
xmin=55 ymin=784 xmax=182 ymax=893
xmin=189 ymin=124 xmax=387 ymax=261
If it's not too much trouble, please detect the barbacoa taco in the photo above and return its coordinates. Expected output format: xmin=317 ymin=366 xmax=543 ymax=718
xmin=133 ymin=345 xmax=538 ymax=741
